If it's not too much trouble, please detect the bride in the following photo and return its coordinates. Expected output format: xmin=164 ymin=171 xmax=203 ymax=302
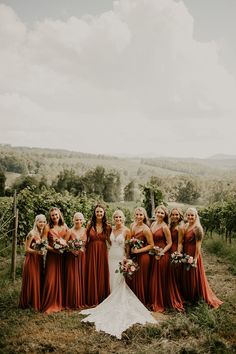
xmin=80 ymin=209 xmax=157 ymax=339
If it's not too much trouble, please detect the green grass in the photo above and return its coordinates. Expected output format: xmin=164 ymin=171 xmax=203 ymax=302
xmin=0 ymin=244 xmax=235 ymax=354
xmin=204 ymin=236 xmax=236 ymax=275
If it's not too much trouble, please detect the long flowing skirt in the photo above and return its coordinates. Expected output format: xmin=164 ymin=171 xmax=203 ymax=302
xmin=64 ymin=252 xmax=86 ymax=309
xmin=41 ymin=252 xmax=63 ymax=313
xmin=19 ymin=253 xmax=43 ymax=311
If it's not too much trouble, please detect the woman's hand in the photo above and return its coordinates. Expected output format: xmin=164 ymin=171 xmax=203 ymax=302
xmin=72 ymin=250 xmax=79 ymax=256
xmin=131 ymin=247 xmax=139 ymax=254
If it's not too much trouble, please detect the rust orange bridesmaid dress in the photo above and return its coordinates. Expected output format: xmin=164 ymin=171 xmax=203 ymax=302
xmin=127 ymin=231 xmax=150 ymax=306
xmin=64 ymin=231 xmax=86 ymax=309
xmin=41 ymin=227 xmax=67 ymax=314
xmin=167 ymin=227 xmax=184 ymax=311
xmin=149 ymin=227 xmax=170 ymax=312
xmin=86 ymin=228 xmax=110 ymax=307
xmin=19 ymin=237 xmax=43 ymax=311
xmin=182 ymin=229 xmax=223 ymax=308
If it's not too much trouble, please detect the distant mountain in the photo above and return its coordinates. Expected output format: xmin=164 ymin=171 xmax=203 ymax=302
xmin=209 ymin=154 xmax=236 ymax=160
xmin=1 ymin=144 xmax=236 ymax=188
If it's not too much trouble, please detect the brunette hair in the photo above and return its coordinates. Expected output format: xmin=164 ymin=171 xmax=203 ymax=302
xmin=87 ymin=204 xmax=110 ymax=237
xmin=48 ymin=207 xmax=65 ymax=228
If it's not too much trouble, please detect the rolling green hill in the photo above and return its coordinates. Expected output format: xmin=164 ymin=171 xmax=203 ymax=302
xmin=1 ymin=144 xmax=236 ymax=189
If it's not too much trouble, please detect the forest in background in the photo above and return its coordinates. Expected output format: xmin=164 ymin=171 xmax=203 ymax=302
xmin=0 ymin=143 xmax=235 ymax=245
xmin=0 ymin=143 xmax=236 ymax=205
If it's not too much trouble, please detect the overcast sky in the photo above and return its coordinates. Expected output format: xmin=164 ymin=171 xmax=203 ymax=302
xmin=0 ymin=0 xmax=235 ymax=158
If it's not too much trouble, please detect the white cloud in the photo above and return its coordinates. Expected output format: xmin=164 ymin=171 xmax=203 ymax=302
xmin=0 ymin=0 xmax=235 ymax=157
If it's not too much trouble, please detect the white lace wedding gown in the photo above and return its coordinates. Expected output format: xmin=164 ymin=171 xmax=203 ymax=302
xmin=80 ymin=230 xmax=157 ymax=339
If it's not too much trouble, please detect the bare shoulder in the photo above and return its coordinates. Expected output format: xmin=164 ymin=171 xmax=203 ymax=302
xmin=163 ymin=223 xmax=170 ymax=231
xmin=143 ymin=224 xmax=151 ymax=233
xmin=26 ymin=231 xmax=34 ymax=240
xmin=124 ymin=225 xmax=131 ymax=234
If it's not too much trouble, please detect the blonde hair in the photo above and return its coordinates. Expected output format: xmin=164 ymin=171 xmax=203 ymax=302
xmin=170 ymin=207 xmax=184 ymax=227
xmin=185 ymin=207 xmax=204 ymax=240
xmin=113 ymin=209 xmax=125 ymax=223
xmin=155 ymin=205 xmax=169 ymax=224
xmin=134 ymin=207 xmax=149 ymax=225
xmin=32 ymin=214 xmax=46 ymax=235
xmin=73 ymin=212 xmax=85 ymax=223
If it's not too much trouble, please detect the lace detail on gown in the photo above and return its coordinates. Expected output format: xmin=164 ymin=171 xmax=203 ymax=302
xmin=80 ymin=230 xmax=157 ymax=339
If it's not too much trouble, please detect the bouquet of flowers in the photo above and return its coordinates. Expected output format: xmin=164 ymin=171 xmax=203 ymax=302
xmin=31 ymin=239 xmax=48 ymax=269
xmin=115 ymin=257 xmax=139 ymax=279
xmin=67 ymin=239 xmax=85 ymax=252
xmin=149 ymin=246 xmax=165 ymax=260
xmin=31 ymin=239 xmax=48 ymax=255
xmin=53 ymin=238 xmax=68 ymax=253
xmin=126 ymin=237 xmax=144 ymax=249
xmin=181 ymin=253 xmax=197 ymax=271
xmin=170 ymin=251 xmax=183 ymax=264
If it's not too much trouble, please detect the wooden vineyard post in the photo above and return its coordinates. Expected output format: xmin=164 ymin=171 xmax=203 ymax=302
xmin=11 ymin=191 xmax=18 ymax=281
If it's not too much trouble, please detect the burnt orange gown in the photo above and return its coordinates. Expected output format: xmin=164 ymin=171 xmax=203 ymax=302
xmin=182 ymin=229 xmax=223 ymax=308
xmin=41 ymin=227 xmax=67 ymax=314
xmin=19 ymin=237 xmax=43 ymax=311
xmin=167 ymin=228 xmax=184 ymax=311
xmin=64 ymin=232 xmax=86 ymax=309
xmin=86 ymin=228 xmax=110 ymax=307
xmin=149 ymin=227 xmax=169 ymax=312
xmin=127 ymin=231 xmax=150 ymax=306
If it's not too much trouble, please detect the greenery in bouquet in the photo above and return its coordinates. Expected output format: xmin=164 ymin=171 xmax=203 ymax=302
xmin=149 ymin=246 xmax=165 ymax=260
xmin=125 ymin=237 xmax=144 ymax=249
xmin=181 ymin=253 xmax=197 ymax=270
xmin=115 ymin=257 xmax=139 ymax=279
xmin=170 ymin=251 xmax=183 ymax=264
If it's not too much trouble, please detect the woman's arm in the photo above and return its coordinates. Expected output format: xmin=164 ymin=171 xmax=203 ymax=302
xmin=177 ymin=224 xmax=184 ymax=254
xmin=124 ymin=227 xmax=131 ymax=257
xmin=25 ymin=232 xmax=38 ymax=254
xmin=162 ymin=225 xmax=172 ymax=253
xmin=194 ymin=240 xmax=202 ymax=263
xmin=64 ymin=229 xmax=71 ymax=242
xmin=194 ymin=225 xmax=203 ymax=263
xmin=132 ymin=225 xmax=154 ymax=254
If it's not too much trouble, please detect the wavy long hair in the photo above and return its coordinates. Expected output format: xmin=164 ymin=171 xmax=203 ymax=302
xmin=87 ymin=204 xmax=110 ymax=236
xmin=48 ymin=207 xmax=65 ymax=228
xmin=169 ymin=207 xmax=184 ymax=228
xmin=155 ymin=205 xmax=169 ymax=225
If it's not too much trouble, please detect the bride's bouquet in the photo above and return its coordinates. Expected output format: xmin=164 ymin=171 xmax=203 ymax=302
xmin=53 ymin=238 xmax=68 ymax=253
xmin=115 ymin=257 xmax=139 ymax=279
xmin=126 ymin=237 xmax=144 ymax=249
xmin=67 ymin=239 xmax=85 ymax=252
xmin=149 ymin=246 xmax=165 ymax=260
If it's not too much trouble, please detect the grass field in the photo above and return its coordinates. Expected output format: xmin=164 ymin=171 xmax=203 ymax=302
xmin=0 ymin=241 xmax=236 ymax=354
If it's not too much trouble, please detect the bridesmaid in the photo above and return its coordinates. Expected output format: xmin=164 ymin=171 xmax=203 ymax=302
xmin=41 ymin=207 xmax=68 ymax=314
xmin=168 ymin=207 xmax=185 ymax=311
xmin=149 ymin=205 xmax=172 ymax=312
xmin=181 ymin=207 xmax=223 ymax=308
xmin=64 ymin=212 xmax=86 ymax=309
xmin=86 ymin=204 xmax=111 ymax=307
xmin=128 ymin=207 xmax=154 ymax=306
xmin=19 ymin=214 xmax=46 ymax=310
